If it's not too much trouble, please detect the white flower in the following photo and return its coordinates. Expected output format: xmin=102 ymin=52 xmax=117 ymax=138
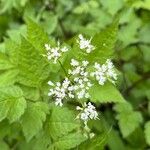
xmin=70 ymin=59 xmax=79 ymax=66
xmin=82 ymin=60 xmax=89 ymax=66
xmin=91 ymin=59 xmax=117 ymax=85
xmin=76 ymin=102 xmax=98 ymax=124
xmin=55 ymin=98 xmax=63 ymax=107
xmin=48 ymin=81 xmax=54 ymax=86
xmin=44 ymin=42 xmax=69 ymax=64
xmin=48 ymin=78 xmax=74 ymax=106
xmin=89 ymin=133 xmax=95 ymax=138
xmin=69 ymin=59 xmax=92 ymax=99
xmin=77 ymin=34 xmax=95 ymax=53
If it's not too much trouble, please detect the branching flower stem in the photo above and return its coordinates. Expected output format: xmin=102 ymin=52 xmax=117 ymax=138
xmin=58 ymin=60 xmax=68 ymax=78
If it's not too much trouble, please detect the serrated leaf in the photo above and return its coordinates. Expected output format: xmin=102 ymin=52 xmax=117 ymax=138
xmin=87 ymin=21 xmax=118 ymax=63
xmin=0 ymin=86 xmax=26 ymax=123
xmin=118 ymin=17 xmax=141 ymax=47
xmin=7 ymin=25 xmax=27 ymax=43
xmin=79 ymin=133 xmax=108 ymax=150
xmin=0 ymin=120 xmax=10 ymax=138
xmin=54 ymin=132 xmax=86 ymax=150
xmin=5 ymin=39 xmax=20 ymax=65
xmin=89 ymin=82 xmax=125 ymax=103
xmin=17 ymin=37 xmax=50 ymax=87
xmin=48 ymin=106 xmax=79 ymax=139
xmin=18 ymin=131 xmax=51 ymax=150
xmin=0 ymin=69 xmax=19 ymax=87
xmin=144 ymin=121 xmax=150 ymax=146
xmin=114 ymin=103 xmax=143 ymax=137
xmin=0 ymin=52 xmax=14 ymax=70
xmin=41 ymin=12 xmax=58 ymax=34
xmin=32 ymin=131 xmax=51 ymax=150
xmin=21 ymin=102 xmax=49 ymax=141
xmin=20 ymin=85 xmax=40 ymax=101
xmin=26 ymin=19 xmax=49 ymax=53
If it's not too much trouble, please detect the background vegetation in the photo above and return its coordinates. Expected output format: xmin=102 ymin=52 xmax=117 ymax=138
xmin=0 ymin=0 xmax=150 ymax=149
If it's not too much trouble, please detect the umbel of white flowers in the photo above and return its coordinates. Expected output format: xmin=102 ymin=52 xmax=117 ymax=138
xmin=46 ymin=34 xmax=117 ymax=128
xmin=44 ymin=34 xmax=95 ymax=64
xmin=44 ymin=41 xmax=68 ymax=64
xmin=76 ymin=102 xmax=99 ymax=125
xmin=77 ymin=34 xmax=95 ymax=53
xmin=91 ymin=59 xmax=117 ymax=85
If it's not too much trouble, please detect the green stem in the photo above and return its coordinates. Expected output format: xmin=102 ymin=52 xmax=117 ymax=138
xmin=58 ymin=60 xmax=68 ymax=77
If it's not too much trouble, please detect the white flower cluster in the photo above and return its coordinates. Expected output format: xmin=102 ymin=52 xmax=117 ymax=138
xmin=45 ymin=42 xmax=68 ymax=64
xmin=68 ymin=59 xmax=92 ymax=99
xmin=46 ymin=34 xmax=118 ymax=132
xmin=48 ymin=78 xmax=73 ymax=106
xmin=48 ymin=59 xmax=93 ymax=106
xmin=77 ymin=34 xmax=95 ymax=53
xmin=91 ymin=59 xmax=117 ymax=85
xmin=76 ymin=102 xmax=98 ymax=125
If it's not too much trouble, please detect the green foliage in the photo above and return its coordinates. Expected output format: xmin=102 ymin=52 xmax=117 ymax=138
xmin=17 ymin=37 xmax=50 ymax=87
xmin=21 ymin=102 xmax=49 ymax=141
xmin=0 ymin=86 xmax=26 ymax=123
xmin=114 ymin=102 xmax=143 ymax=137
xmin=0 ymin=0 xmax=28 ymax=13
xmin=0 ymin=0 xmax=149 ymax=149
xmin=89 ymin=82 xmax=125 ymax=103
xmin=0 ymin=69 xmax=19 ymax=87
xmin=144 ymin=121 xmax=150 ymax=146
xmin=48 ymin=106 xmax=79 ymax=139
xmin=87 ymin=21 xmax=118 ymax=63
xmin=53 ymin=132 xmax=86 ymax=150
xmin=0 ymin=53 xmax=14 ymax=70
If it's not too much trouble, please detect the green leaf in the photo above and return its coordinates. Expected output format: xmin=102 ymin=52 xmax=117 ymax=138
xmin=100 ymin=0 xmax=124 ymax=15
xmin=79 ymin=133 xmax=108 ymax=150
xmin=0 ymin=120 xmax=10 ymax=138
xmin=20 ymin=85 xmax=40 ymax=101
xmin=0 ymin=86 xmax=26 ymax=123
xmin=17 ymin=37 xmax=50 ymax=87
xmin=48 ymin=106 xmax=79 ymax=139
xmin=144 ymin=121 xmax=150 ymax=146
xmin=0 ymin=0 xmax=28 ymax=13
xmin=18 ymin=131 xmax=51 ymax=150
xmin=114 ymin=102 xmax=143 ymax=137
xmin=7 ymin=25 xmax=27 ymax=43
xmin=41 ymin=12 xmax=58 ymax=34
xmin=118 ymin=16 xmax=141 ymax=47
xmin=4 ymin=39 xmax=20 ymax=65
xmin=126 ymin=127 xmax=146 ymax=149
xmin=139 ymin=24 xmax=150 ymax=44
xmin=32 ymin=131 xmax=51 ymax=150
xmin=21 ymin=102 xmax=49 ymax=141
xmin=26 ymin=19 xmax=49 ymax=53
xmin=133 ymin=0 xmax=150 ymax=10
xmin=87 ymin=21 xmax=118 ymax=63
xmin=0 ymin=69 xmax=19 ymax=87
xmin=54 ymin=132 xmax=86 ymax=150
xmin=0 ymin=52 xmax=14 ymax=70
xmin=89 ymin=82 xmax=125 ymax=103
xmin=108 ymin=129 xmax=126 ymax=150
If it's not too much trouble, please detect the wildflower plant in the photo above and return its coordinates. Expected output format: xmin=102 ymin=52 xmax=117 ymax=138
xmin=0 ymin=0 xmax=149 ymax=149
xmin=0 ymin=19 xmax=125 ymax=149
